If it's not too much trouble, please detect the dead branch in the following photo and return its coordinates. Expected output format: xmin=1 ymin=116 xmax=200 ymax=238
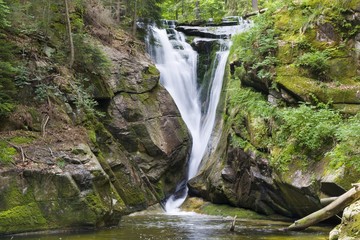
xmin=41 ymin=114 xmax=50 ymax=137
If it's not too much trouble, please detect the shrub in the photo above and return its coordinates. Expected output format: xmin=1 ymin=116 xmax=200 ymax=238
xmin=296 ymin=51 xmax=330 ymax=77
xmin=276 ymin=104 xmax=341 ymax=151
xmin=328 ymin=114 xmax=360 ymax=171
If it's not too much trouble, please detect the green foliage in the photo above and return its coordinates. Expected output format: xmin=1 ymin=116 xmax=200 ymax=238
xmin=276 ymin=104 xmax=341 ymax=151
xmin=0 ymin=0 xmax=10 ymax=29
xmin=328 ymin=114 xmax=360 ymax=171
xmin=228 ymin=80 xmax=274 ymax=119
xmin=73 ymin=34 xmax=112 ymax=79
xmin=0 ymin=31 xmax=18 ymax=116
xmin=72 ymin=78 xmax=104 ymax=119
xmin=161 ymin=0 xmax=226 ymax=22
xmin=296 ymin=51 xmax=330 ymax=77
xmin=231 ymin=12 xmax=278 ymax=82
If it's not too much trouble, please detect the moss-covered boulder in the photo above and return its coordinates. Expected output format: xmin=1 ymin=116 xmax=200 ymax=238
xmin=0 ymin=141 xmax=127 ymax=235
xmin=330 ymin=200 xmax=360 ymax=240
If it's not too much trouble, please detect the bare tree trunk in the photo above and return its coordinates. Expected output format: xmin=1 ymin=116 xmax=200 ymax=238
xmin=195 ymin=0 xmax=200 ymax=19
xmin=286 ymin=185 xmax=360 ymax=231
xmin=181 ymin=0 xmax=184 ymax=17
xmin=132 ymin=0 xmax=137 ymax=36
xmin=64 ymin=0 xmax=74 ymax=68
xmin=252 ymin=0 xmax=258 ymax=11
xmin=116 ymin=0 xmax=121 ymax=23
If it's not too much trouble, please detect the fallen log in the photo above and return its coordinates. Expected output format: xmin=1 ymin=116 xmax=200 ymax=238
xmin=320 ymin=197 xmax=338 ymax=207
xmin=286 ymin=184 xmax=360 ymax=231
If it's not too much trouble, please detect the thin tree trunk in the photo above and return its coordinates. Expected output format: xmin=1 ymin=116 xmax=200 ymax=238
xmin=181 ymin=0 xmax=184 ymax=17
xmin=116 ymin=0 xmax=121 ymax=23
xmin=132 ymin=0 xmax=137 ymax=36
xmin=195 ymin=0 xmax=200 ymax=19
xmin=286 ymin=185 xmax=360 ymax=231
xmin=252 ymin=0 xmax=258 ymax=11
xmin=64 ymin=0 xmax=74 ymax=68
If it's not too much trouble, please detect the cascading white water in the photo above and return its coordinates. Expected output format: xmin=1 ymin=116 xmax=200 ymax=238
xmin=147 ymin=23 xmax=250 ymax=212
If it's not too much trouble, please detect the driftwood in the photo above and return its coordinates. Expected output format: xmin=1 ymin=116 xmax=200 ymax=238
xmin=286 ymin=184 xmax=360 ymax=231
xmin=243 ymin=8 xmax=268 ymax=19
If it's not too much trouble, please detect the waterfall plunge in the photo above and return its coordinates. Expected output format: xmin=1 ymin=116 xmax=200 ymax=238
xmin=147 ymin=24 xmax=249 ymax=212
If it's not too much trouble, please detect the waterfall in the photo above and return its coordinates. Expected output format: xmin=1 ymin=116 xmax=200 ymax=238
xmin=147 ymin=23 xmax=249 ymax=212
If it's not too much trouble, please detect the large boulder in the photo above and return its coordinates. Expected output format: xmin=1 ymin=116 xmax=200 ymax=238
xmin=330 ymin=200 xmax=360 ymax=240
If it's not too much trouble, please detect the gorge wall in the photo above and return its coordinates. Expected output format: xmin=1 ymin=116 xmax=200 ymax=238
xmin=0 ymin=5 xmax=190 ymax=235
xmin=187 ymin=0 xmax=360 ymax=223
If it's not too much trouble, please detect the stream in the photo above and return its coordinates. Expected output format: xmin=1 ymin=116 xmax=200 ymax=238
xmin=0 ymin=22 xmax=334 ymax=240
xmin=0 ymin=210 xmax=331 ymax=240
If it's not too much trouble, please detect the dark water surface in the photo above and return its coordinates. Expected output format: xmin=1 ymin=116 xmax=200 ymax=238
xmin=1 ymin=211 xmax=331 ymax=240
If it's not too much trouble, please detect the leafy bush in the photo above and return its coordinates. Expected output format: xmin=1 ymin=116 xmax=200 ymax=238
xmin=73 ymin=34 xmax=112 ymax=79
xmin=276 ymin=104 xmax=341 ymax=151
xmin=227 ymin=79 xmax=274 ymax=119
xmin=231 ymin=12 xmax=278 ymax=82
xmin=0 ymin=0 xmax=10 ymax=29
xmin=328 ymin=114 xmax=360 ymax=171
xmin=296 ymin=51 xmax=329 ymax=77
xmin=72 ymin=78 xmax=104 ymax=120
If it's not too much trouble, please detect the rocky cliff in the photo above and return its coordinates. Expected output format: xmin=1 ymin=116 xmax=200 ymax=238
xmin=188 ymin=0 xmax=360 ymax=225
xmin=0 ymin=3 xmax=190 ymax=235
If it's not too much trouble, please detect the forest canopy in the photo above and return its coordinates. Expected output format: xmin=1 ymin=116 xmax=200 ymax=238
xmin=160 ymin=0 xmax=265 ymax=22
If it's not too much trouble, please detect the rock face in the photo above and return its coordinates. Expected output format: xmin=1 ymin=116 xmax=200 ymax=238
xmin=330 ymin=200 xmax=360 ymax=240
xmin=189 ymin=1 xmax=360 ymax=219
xmin=0 ymin=29 xmax=190 ymax=235
xmin=188 ymin=122 xmax=324 ymax=217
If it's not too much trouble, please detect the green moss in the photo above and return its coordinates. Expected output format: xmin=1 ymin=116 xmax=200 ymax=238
xmin=0 ymin=203 xmax=47 ymax=234
xmin=274 ymin=7 xmax=307 ymax=35
xmin=0 ymin=179 xmax=35 ymax=211
xmin=0 ymin=141 xmax=16 ymax=165
xmin=277 ymin=42 xmax=296 ymax=64
xmin=90 ymin=75 xmax=114 ymax=100
xmin=147 ymin=65 xmax=159 ymax=75
xmin=85 ymin=192 xmax=108 ymax=216
xmin=333 ymin=104 xmax=360 ymax=115
xmin=276 ymin=65 xmax=360 ymax=104
xmin=200 ymin=202 xmax=266 ymax=219
xmin=142 ymin=65 xmax=159 ymax=81
xmin=10 ymin=135 xmax=35 ymax=145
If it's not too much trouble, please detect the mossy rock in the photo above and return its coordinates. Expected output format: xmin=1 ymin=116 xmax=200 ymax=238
xmin=274 ymin=7 xmax=307 ymax=35
xmin=276 ymin=65 xmax=360 ymax=104
xmin=182 ymin=197 xmax=269 ymax=220
xmin=0 ymin=203 xmax=48 ymax=234
xmin=333 ymin=103 xmax=360 ymax=115
xmin=90 ymin=75 xmax=114 ymax=100
xmin=328 ymin=57 xmax=358 ymax=83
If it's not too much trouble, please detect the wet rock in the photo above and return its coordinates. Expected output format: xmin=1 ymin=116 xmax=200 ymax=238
xmin=330 ymin=200 xmax=360 ymax=240
xmin=106 ymin=86 xmax=190 ymax=195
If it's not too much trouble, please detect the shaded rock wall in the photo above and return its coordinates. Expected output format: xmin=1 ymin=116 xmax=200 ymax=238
xmin=0 ymin=29 xmax=190 ymax=235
